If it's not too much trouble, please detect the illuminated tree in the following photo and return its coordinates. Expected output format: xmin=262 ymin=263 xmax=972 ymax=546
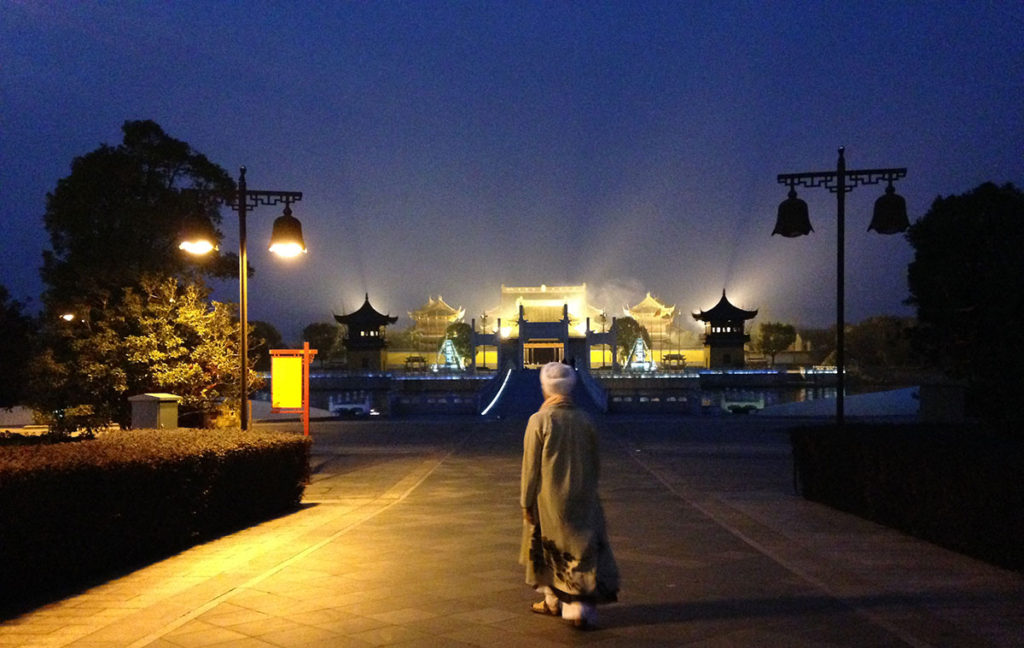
xmin=753 ymin=321 xmax=796 ymax=367
xmin=443 ymin=322 xmax=473 ymax=362
xmin=906 ymin=182 xmax=1024 ymax=418
xmin=615 ymin=317 xmax=651 ymax=365
xmin=27 ymin=276 xmax=245 ymax=433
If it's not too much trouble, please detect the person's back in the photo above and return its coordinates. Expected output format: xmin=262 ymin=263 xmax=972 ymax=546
xmin=520 ymin=362 xmax=618 ymax=630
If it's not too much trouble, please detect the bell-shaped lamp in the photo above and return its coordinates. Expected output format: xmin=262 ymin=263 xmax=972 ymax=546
xmin=773 ymin=188 xmax=813 ymax=237
xmin=867 ymin=182 xmax=909 ymax=234
xmin=178 ymin=216 xmax=219 ymax=255
xmin=268 ymin=204 xmax=306 ymax=258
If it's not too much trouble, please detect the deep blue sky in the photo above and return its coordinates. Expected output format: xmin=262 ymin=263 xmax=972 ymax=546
xmin=3 ymin=1 xmax=1022 ymax=341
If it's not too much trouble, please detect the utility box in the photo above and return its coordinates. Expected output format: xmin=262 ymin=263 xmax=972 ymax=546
xmin=128 ymin=393 xmax=182 ymax=429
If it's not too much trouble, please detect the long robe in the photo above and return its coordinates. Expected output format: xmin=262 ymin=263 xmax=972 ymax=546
xmin=519 ymin=400 xmax=619 ymax=603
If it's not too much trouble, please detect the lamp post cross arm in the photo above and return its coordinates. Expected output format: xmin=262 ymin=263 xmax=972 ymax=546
xmin=229 ymin=190 xmax=303 ymax=212
xmin=778 ymin=168 xmax=906 ymax=193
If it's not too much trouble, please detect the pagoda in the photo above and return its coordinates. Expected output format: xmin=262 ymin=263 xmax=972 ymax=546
xmin=334 ymin=294 xmax=398 ymax=371
xmin=408 ymin=295 xmax=465 ymax=351
xmin=692 ymin=290 xmax=758 ymax=369
xmin=625 ymin=292 xmax=676 ymax=345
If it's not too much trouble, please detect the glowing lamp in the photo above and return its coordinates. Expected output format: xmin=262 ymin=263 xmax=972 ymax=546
xmin=60 ymin=313 xmax=75 ymax=322
xmin=773 ymin=187 xmax=813 ymax=237
xmin=178 ymin=216 xmax=218 ymax=256
xmin=268 ymin=203 xmax=306 ymax=257
xmin=867 ymin=182 xmax=909 ymax=234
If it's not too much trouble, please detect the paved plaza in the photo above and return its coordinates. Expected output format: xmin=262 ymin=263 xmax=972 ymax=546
xmin=1 ymin=416 xmax=1021 ymax=647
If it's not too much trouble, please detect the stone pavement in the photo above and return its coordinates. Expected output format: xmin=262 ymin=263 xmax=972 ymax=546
xmin=1 ymin=416 xmax=1021 ymax=647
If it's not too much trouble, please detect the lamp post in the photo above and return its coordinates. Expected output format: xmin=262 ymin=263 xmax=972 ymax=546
xmin=180 ymin=166 xmax=304 ymax=430
xmin=774 ymin=147 xmax=907 ymax=425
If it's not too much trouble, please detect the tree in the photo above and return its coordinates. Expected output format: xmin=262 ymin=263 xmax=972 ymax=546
xmin=40 ymin=119 xmax=234 ymax=311
xmin=754 ymin=321 xmax=796 ymax=367
xmin=443 ymin=322 xmax=473 ymax=363
xmin=250 ymin=320 xmax=284 ymax=371
xmin=797 ymin=327 xmax=835 ymax=366
xmin=302 ymin=322 xmax=343 ymax=366
xmin=27 ymin=275 xmax=246 ymax=433
xmin=615 ymin=317 xmax=651 ymax=365
xmin=906 ymin=182 xmax=1024 ymax=418
xmin=0 ymin=286 xmax=34 ymax=409
xmin=845 ymin=316 xmax=915 ymax=369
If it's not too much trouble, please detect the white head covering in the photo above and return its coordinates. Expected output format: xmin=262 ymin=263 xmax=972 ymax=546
xmin=540 ymin=361 xmax=576 ymax=396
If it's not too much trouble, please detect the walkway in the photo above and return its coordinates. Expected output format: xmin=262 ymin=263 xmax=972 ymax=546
xmin=1 ymin=417 xmax=1020 ymax=647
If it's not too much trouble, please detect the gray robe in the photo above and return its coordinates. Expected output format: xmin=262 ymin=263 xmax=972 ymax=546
xmin=519 ymin=401 xmax=619 ymax=603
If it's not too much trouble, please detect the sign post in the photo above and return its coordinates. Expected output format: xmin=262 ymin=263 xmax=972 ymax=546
xmin=270 ymin=342 xmax=317 ymax=436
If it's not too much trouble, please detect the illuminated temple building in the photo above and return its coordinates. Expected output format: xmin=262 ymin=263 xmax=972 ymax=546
xmin=466 ymin=284 xmax=609 ymax=368
xmin=624 ymin=292 xmax=676 ymax=346
xmin=376 ymin=283 xmax=730 ymax=371
xmin=334 ymin=294 xmax=397 ymax=371
xmin=692 ymin=290 xmax=758 ymax=369
xmin=408 ymin=295 xmax=464 ymax=351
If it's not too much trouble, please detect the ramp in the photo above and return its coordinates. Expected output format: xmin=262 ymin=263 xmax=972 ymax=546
xmin=479 ymin=368 xmax=605 ymax=419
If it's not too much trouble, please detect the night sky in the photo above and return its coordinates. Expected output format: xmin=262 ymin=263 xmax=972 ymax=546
xmin=3 ymin=1 xmax=1022 ymax=341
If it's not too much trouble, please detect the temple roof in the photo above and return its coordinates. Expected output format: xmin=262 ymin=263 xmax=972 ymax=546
xmin=409 ymin=295 xmax=465 ymax=321
xmin=692 ymin=290 xmax=758 ymax=322
xmin=624 ymin=292 xmax=676 ymax=319
xmin=334 ymin=293 xmax=398 ymax=327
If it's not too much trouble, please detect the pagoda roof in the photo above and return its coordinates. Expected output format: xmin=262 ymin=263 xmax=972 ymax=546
xmin=625 ymin=292 xmax=676 ymax=319
xmin=692 ymin=290 xmax=758 ymax=322
xmin=334 ymin=294 xmax=398 ymax=327
xmin=409 ymin=295 xmax=465 ymax=320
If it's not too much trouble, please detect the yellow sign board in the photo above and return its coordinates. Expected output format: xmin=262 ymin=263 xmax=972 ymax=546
xmin=271 ymin=356 xmax=303 ymax=409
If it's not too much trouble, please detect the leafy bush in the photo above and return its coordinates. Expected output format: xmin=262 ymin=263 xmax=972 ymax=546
xmin=791 ymin=424 xmax=1024 ymax=571
xmin=0 ymin=428 xmax=310 ymax=612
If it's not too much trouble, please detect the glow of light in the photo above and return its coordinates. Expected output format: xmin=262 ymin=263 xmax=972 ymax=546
xmin=500 ymin=326 xmax=511 ymax=338
xmin=179 ymin=239 xmax=216 ymax=255
xmin=60 ymin=313 xmax=75 ymax=321
xmin=268 ymin=241 xmax=306 ymax=258
xmin=481 ymin=367 xmax=513 ymax=416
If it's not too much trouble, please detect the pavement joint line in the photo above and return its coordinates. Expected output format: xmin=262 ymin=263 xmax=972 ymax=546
xmin=124 ymin=434 xmax=469 ymax=648
xmin=618 ymin=435 xmax=940 ymax=648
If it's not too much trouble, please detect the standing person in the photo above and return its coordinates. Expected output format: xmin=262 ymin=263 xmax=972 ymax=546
xmin=520 ymin=362 xmax=619 ymax=629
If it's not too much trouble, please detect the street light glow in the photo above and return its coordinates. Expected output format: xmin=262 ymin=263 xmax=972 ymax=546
xmin=179 ymin=239 xmax=217 ymax=256
xmin=268 ymin=241 xmax=306 ymax=258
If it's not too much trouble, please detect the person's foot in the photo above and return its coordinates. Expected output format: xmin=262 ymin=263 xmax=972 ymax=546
xmin=531 ymin=600 xmax=560 ymax=616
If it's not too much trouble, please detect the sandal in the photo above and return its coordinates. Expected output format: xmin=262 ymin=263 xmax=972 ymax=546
xmin=531 ymin=600 xmax=560 ymax=616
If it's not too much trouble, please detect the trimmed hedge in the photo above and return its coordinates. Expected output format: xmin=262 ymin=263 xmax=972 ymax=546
xmin=791 ymin=424 xmax=1024 ymax=572
xmin=0 ymin=428 xmax=310 ymax=610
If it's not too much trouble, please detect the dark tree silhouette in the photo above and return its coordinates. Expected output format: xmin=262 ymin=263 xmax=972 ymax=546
xmin=0 ymin=286 xmax=33 ymax=409
xmin=41 ymin=119 xmax=234 ymax=311
xmin=906 ymin=182 xmax=1024 ymax=418
xmin=754 ymin=321 xmax=796 ymax=367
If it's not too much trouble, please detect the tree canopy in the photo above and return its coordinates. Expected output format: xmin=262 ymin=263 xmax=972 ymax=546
xmin=0 ymin=286 xmax=34 ymax=409
xmin=41 ymin=119 xmax=235 ymax=311
xmin=753 ymin=321 xmax=796 ymax=367
xmin=443 ymin=321 xmax=473 ymax=362
xmin=302 ymin=322 xmax=343 ymax=366
xmin=906 ymin=181 xmax=1024 ymax=417
xmin=27 ymin=276 xmax=246 ymax=433
xmin=615 ymin=317 xmax=651 ymax=364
